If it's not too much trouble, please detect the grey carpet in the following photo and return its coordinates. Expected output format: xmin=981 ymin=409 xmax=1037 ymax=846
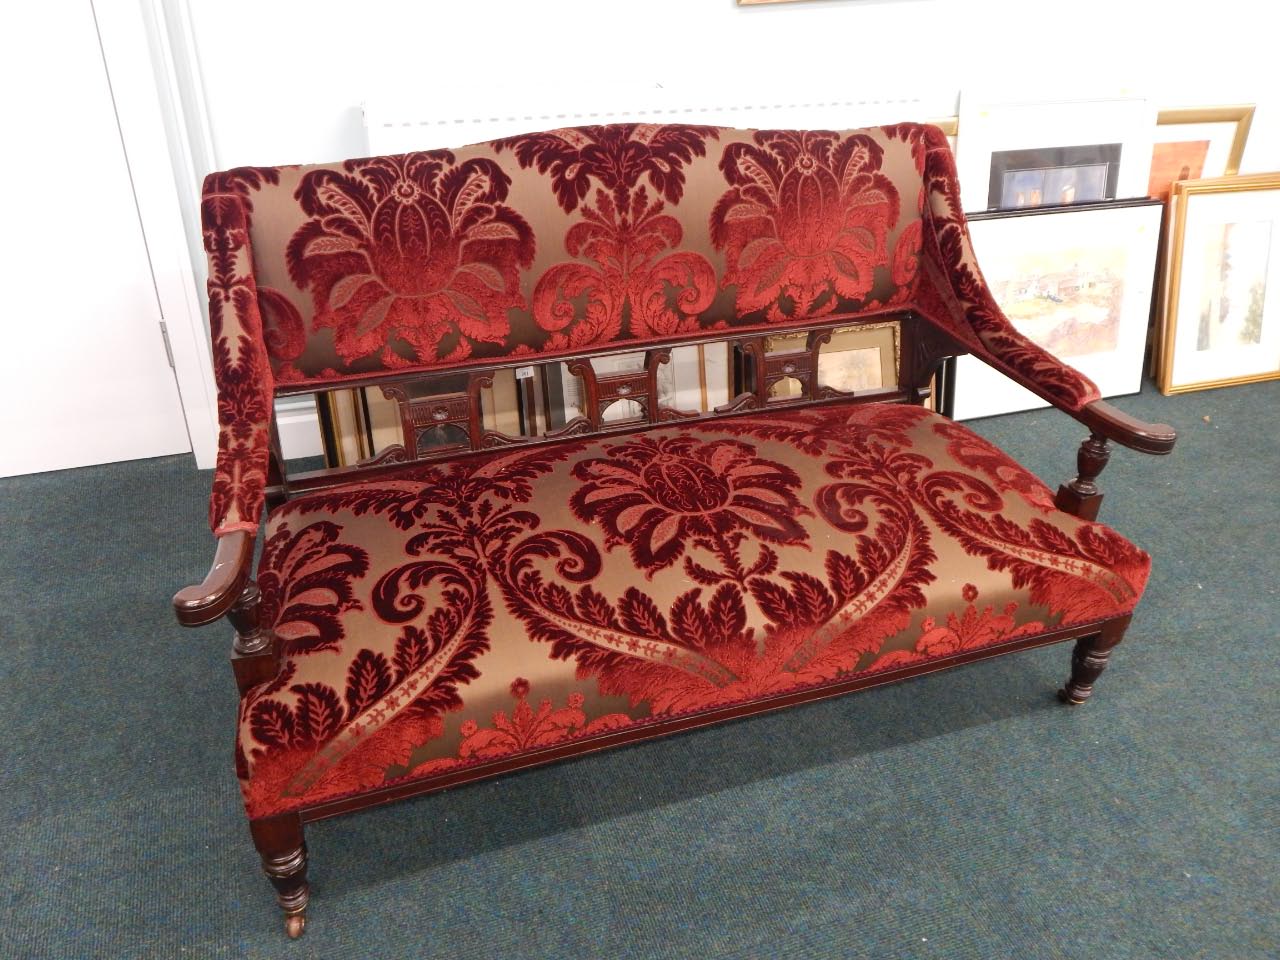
xmin=1 ymin=381 xmax=1276 ymax=959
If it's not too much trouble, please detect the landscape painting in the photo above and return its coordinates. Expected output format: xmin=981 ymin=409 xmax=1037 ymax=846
xmin=950 ymin=200 xmax=1162 ymax=420
xmin=818 ymin=346 xmax=882 ymax=392
xmin=985 ymin=242 xmax=1127 ymax=359
xmin=1160 ymin=174 xmax=1280 ymax=393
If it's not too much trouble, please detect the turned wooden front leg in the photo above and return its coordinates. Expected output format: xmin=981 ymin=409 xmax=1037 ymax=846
xmin=1055 ymin=432 xmax=1111 ymax=520
xmin=1059 ymin=616 xmax=1131 ymax=705
xmin=250 ymin=814 xmax=310 ymax=939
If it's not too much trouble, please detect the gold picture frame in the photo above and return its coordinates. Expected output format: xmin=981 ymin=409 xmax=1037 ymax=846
xmin=928 ymin=116 xmax=959 ymax=154
xmin=929 ymin=116 xmax=959 ymax=138
xmin=764 ymin=320 xmax=901 ymax=399
xmin=1155 ymin=105 xmax=1254 ymax=179
xmin=1147 ymin=105 xmax=1255 ymax=376
xmin=1158 ymin=172 xmax=1280 ymax=394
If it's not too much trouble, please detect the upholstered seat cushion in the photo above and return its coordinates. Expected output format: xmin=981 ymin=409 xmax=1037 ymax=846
xmin=237 ymin=403 xmax=1149 ymax=818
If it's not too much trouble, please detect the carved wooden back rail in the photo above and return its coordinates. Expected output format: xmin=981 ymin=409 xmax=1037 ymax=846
xmin=267 ymin=312 xmax=959 ymax=505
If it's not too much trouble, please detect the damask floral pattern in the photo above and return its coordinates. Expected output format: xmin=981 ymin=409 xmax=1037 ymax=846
xmin=423 ymin=678 xmax=633 ymax=769
xmin=200 ymin=122 xmax=1102 ymax=410
xmin=568 ymin=433 xmax=809 ymax=581
xmin=256 ymin=521 xmax=369 ymax=655
xmin=868 ymin=583 xmax=1048 ymax=674
xmin=202 ymin=193 xmax=274 ymax=535
xmin=495 ymin=124 xmax=720 ymax=347
xmin=234 ymin=405 xmax=1150 ymax=818
xmin=240 ymin=533 xmax=494 ymax=814
xmin=287 ymin=150 xmax=536 ymax=369
xmin=711 ymin=130 xmax=900 ymax=321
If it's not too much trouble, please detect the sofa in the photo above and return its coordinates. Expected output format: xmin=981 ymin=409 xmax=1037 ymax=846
xmin=173 ymin=122 xmax=1176 ymax=937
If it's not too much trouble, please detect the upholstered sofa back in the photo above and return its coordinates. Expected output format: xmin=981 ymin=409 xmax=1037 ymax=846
xmin=202 ymin=123 xmax=944 ymax=388
xmin=200 ymin=121 xmax=1106 ymax=537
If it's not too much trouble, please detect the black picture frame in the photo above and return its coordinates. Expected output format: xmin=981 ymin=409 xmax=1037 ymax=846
xmin=940 ymin=197 xmax=1165 ymax=420
xmin=987 ymin=143 xmax=1122 ymax=211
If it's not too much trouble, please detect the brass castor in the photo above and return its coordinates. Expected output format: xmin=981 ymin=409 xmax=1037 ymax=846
xmin=1057 ymin=687 xmax=1087 ymax=705
xmin=285 ymin=913 xmax=306 ymax=939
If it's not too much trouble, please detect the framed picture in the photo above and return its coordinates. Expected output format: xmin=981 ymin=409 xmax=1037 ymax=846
xmin=930 ymin=116 xmax=959 ymax=153
xmin=950 ymin=199 xmax=1163 ymax=421
xmin=763 ymin=322 xmax=900 ymax=399
xmin=1158 ymin=173 xmax=1280 ymax=394
xmin=956 ymin=94 xmax=1155 ymax=212
xmin=989 ymin=144 xmax=1120 ymax=209
xmin=1149 ymin=105 xmax=1254 ymax=202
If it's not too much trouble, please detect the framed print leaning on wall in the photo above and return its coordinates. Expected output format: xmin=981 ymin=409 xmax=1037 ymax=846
xmin=988 ymin=143 xmax=1120 ymax=210
xmin=956 ymin=94 xmax=1155 ymax=212
xmin=951 ymin=199 xmax=1163 ymax=420
xmin=1149 ymin=105 xmax=1254 ymax=202
xmin=1158 ymin=173 xmax=1280 ymax=394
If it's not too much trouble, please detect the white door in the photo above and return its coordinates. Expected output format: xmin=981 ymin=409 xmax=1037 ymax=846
xmin=0 ymin=3 xmax=191 ymax=477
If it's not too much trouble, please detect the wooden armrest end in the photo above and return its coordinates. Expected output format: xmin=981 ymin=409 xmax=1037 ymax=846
xmin=1079 ymin=400 xmax=1177 ymax=456
xmin=173 ymin=531 xmax=255 ymax=627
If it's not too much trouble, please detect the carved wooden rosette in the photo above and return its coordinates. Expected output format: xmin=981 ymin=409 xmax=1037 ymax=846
xmin=722 ymin=329 xmax=853 ymax=413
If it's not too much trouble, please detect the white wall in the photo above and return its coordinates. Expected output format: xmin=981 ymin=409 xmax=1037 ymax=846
xmin=185 ymin=0 xmax=1279 ymax=172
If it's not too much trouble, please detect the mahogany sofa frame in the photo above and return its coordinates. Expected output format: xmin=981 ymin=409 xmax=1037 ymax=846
xmin=174 ymin=306 xmax=1174 ymax=938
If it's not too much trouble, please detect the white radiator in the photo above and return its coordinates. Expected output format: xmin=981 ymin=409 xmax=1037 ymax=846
xmin=364 ymin=85 xmax=949 ymax=154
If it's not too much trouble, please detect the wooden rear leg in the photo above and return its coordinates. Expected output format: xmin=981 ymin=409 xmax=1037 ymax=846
xmin=1059 ymin=615 xmax=1131 ymax=705
xmin=250 ymin=813 xmax=310 ymax=938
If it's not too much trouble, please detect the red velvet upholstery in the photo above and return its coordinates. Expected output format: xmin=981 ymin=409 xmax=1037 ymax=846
xmin=200 ymin=123 xmax=1101 ymax=536
xmin=202 ymin=194 xmax=275 ymax=535
xmin=235 ymin=404 xmax=1146 ymax=818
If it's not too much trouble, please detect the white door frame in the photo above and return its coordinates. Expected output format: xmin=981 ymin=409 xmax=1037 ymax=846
xmin=98 ymin=0 xmax=325 ymax=466
xmin=93 ymin=0 xmax=217 ymax=466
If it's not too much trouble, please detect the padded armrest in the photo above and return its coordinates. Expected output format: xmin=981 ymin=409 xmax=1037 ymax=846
xmin=173 ymin=531 xmax=255 ymax=626
xmin=201 ymin=190 xmax=276 ymax=537
xmin=911 ymin=126 xmax=1176 ymax=456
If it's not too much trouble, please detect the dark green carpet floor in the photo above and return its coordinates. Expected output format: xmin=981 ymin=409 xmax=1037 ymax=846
xmin=1 ymin=382 xmax=1277 ymax=959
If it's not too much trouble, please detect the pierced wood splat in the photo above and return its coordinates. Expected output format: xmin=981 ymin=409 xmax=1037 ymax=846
xmin=287 ymin=315 xmax=913 ymax=495
xmin=379 ymin=385 xmax=474 ymax=461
